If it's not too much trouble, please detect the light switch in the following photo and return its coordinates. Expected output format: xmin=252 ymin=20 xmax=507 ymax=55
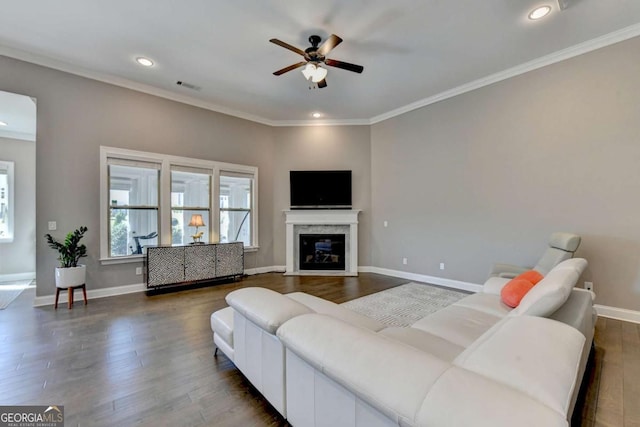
xmin=48 ymin=221 xmax=57 ymax=231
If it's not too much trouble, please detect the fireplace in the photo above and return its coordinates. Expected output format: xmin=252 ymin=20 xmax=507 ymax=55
xmin=299 ymin=234 xmax=346 ymax=271
xmin=284 ymin=209 xmax=360 ymax=276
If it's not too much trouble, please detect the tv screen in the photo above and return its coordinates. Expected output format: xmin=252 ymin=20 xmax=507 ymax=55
xmin=290 ymin=170 xmax=352 ymax=209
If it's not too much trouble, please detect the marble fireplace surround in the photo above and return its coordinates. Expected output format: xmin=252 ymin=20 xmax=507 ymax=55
xmin=284 ymin=210 xmax=360 ymax=276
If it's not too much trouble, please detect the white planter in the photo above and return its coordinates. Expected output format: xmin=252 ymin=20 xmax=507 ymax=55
xmin=55 ymin=265 xmax=86 ymax=288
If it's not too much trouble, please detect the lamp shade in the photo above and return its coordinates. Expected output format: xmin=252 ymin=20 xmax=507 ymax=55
xmin=301 ymin=63 xmax=316 ymax=80
xmin=188 ymin=214 xmax=205 ymax=227
xmin=311 ymin=66 xmax=327 ymax=83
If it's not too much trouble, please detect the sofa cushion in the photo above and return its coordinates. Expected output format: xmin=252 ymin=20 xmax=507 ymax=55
xmin=379 ymin=327 xmax=464 ymax=361
xmin=286 ymin=292 xmax=385 ymax=332
xmin=454 ymin=316 xmax=585 ymax=417
xmin=510 ymin=258 xmax=587 ymax=317
xmin=226 ymin=287 xmax=313 ymax=334
xmin=277 ymin=313 xmax=451 ymax=425
xmin=453 ymin=292 xmax=513 ymax=318
xmin=210 ymin=306 xmax=234 ymax=346
xmin=501 ymin=278 xmax=536 ymax=308
xmin=417 ymin=366 xmax=568 ymax=427
xmin=411 ymin=305 xmax=502 ymax=348
xmin=482 ymin=276 xmax=510 ymax=295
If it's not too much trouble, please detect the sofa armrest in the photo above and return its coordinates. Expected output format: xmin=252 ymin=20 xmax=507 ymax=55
xmin=226 ymin=287 xmax=312 ymax=334
xmin=277 ymin=313 xmax=450 ymax=424
xmin=490 ymin=263 xmax=530 ymax=278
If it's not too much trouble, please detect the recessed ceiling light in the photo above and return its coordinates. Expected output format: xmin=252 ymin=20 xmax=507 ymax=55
xmin=136 ymin=57 xmax=154 ymax=67
xmin=528 ymin=5 xmax=552 ymax=20
xmin=312 ymin=112 xmax=322 ymax=118
xmin=0 ymin=121 xmax=8 ymax=127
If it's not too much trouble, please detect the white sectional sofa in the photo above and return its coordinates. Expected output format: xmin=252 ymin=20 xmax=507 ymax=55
xmin=210 ymin=258 xmax=595 ymax=427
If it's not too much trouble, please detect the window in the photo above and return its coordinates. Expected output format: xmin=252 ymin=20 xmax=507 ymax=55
xmin=100 ymin=147 xmax=258 ymax=262
xmin=108 ymin=161 xmax=160 ymax=256
xmin=171 ymin=167 xmax=211 ymax=245
xmin=219 ymin=172 xmax=254 ymax=246
xmin=0 ymin=160 xmax=14 ymax=243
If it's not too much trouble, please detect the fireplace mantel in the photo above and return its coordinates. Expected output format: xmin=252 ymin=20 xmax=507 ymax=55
xmin=284 ymin=210 xmax=360 ymax=276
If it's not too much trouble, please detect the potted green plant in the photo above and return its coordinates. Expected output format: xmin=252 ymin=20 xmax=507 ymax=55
xmin=45 ymin=226 xmax=88 ymax=288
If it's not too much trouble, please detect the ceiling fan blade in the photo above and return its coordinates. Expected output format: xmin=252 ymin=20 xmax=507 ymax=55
xmin=269 ymin=38 xmax=306 ymax=56
xmin=324 ymin=59 xmax=364 ymax=74
xmin=317 ymin=78 xmax=327 ymax=89
xmin=317 ymin=34 xmax=343 ymax=56
xmin=273 ymin=62 xmax=307 ymax=76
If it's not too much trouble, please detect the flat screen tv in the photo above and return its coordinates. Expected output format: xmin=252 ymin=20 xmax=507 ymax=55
xmin=290 ymin=170 xmax=352 ymax=209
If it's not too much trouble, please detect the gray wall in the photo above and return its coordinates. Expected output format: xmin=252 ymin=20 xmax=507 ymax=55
xmin=0 ymin=55 xmax=276 ymax=297
xmin=0 ymin=137 xmax=35 ymax=276
xmin=271 ymin=126 xmax=372 ymax=266
xmin=2 ymin=35 xmax=640 ymax=311
xmin=371 ymin=36 xmax=640 ymax=310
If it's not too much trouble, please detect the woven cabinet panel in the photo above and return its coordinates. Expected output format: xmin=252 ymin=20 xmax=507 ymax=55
xmin=185 ymin=244 xmax=216 ymax=281
xmin=147 ymin=247 xmax=185 ymax=286
xmin=215 ymin=242 xmax=244 ymax=278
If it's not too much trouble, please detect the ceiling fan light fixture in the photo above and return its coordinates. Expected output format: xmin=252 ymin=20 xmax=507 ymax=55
xmin=301 ymin=63 xmax=317 ymax=80
xmin=528 ymin=5 xmax=552 ymax=20
xmin=311 ymin=66 xmax=327 ymax=83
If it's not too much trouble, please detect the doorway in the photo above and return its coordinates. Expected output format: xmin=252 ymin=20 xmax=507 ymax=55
xmin=0 ymin=90 xmax=36 ymax=309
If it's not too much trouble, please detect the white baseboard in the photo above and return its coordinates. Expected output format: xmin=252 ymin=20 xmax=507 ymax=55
xmin=245 ymin=265 xmax=286 ymax=275
xmin=595 ymin=304 xmax=640 ymax=324
xmin=29 ymin=265 xmax=640 ymax=324
xmin=359 ymin=266 xmax=483 ymax=293
xmin=33 ymin=283 xmax=145 ymax=307
xmin=31 ymin=266 xmax=288 ymax=306
xmin=0 ymin=272 xmax=36 ymax=283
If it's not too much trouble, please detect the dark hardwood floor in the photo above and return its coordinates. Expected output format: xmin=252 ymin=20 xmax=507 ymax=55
xmin=0 ymin=273 xmax=637 ymax=426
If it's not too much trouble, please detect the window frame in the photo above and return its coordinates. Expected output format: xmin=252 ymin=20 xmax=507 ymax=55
xmin=219 ymin=170 xmax=256 ymax=247
xmin=0 ymin=160 xmax=15 ymax=243
xmin=100 ymin=146 xmax=258 ymax=264
xmin=170 ymin=166 xmax=213 ymax=246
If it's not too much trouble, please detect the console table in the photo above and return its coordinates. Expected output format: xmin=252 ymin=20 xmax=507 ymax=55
xmin=145 ymin=242 xmax=244 ymax=290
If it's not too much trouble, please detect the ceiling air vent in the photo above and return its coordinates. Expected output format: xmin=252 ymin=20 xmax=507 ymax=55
xmin=176 ymin=81 xmax=201 ymax=91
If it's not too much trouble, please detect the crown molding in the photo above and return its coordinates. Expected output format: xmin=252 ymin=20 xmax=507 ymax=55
xmin=3 ymin=23 xmax=640 ymax=128
xmin=271 ymin=118 xmax=371 ymax=127
xmin=370 ymin=23 xmax=640 ymax=125
xmin=0 ymin=128 xmax=35 ymax=141
xmin=0 ymin=45 xmax=277 ymax=127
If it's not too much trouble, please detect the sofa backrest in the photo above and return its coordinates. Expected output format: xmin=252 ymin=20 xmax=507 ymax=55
xmin=534 ymin=232 xmax=581 ymax=275
xmin=510 ymin=258 xmax=587 ymax=318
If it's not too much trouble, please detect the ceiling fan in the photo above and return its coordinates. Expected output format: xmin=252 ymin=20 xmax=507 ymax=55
xmin=270 ymin=34 xmax=364 ymax=88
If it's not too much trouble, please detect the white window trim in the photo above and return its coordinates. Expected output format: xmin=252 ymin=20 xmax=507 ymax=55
xmin=100 ymin=146 xmax=258 ymax=264
xmin=218 ymin=167 xmax=259 ymax=250
xmin=0 ymin=160 xmax=15 ymax=244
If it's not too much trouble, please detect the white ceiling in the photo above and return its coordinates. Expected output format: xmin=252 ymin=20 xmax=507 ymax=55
xmin=1 ymin=1 xmax=640 ymax=126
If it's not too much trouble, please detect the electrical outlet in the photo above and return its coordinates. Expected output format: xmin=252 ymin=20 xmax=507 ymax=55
xmin=402 ymin=257 xmax=408 ymax=265
xmin=383 ymin=221 xmax=388 ymax=228
xmin=136 ymin=267 xmax=142 ymax=275
xmin=584 ymin=281 xmax=593 ymax=292
xmin=439 ymin=262 xmax=445 ymax=270
xmin=48 ymin=221 xmax=57 ymax=231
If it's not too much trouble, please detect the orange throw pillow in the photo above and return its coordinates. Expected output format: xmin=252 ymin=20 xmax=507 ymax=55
xmin=501 ymin=278 xmax=536 ymax=308
xmin=514 ymin=270 xmax=544 ymax=285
